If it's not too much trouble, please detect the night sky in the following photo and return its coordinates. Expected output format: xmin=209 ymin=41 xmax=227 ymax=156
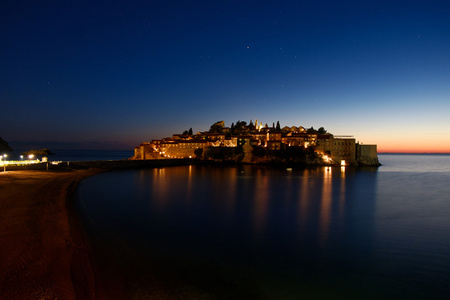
xmin=2 ymin=0 xmax=450 ymax=152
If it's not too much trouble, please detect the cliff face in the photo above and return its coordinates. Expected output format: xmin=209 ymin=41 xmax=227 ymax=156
xmin=241 ymin=144 xmax=253 ymax=163
xmin=356 ymin=157 xmax=381 ymax=166
xmin=250 ymin=154 xmax=325 ymax=166
xmin=202 ymin=146 xmax=244 ymax=162
xmin=199 ymin=145 xmax=381 ymax=167
xmin=200 ymin=145 xmax=326 ymax=166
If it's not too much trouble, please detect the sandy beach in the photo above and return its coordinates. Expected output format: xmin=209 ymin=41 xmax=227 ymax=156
xmin=0 ymin=169 xmax=107 ymax=299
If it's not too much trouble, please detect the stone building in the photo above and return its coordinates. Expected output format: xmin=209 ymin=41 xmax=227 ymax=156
xmin=160 ymin=140 xmax=207 ymax=158
xmin=133 ymin=141 xmax=161 ymax=160
xmin=331 ymin=136 xmax=356 ymax=165
xmin=283 ymin=132 xmax=317 ymax=148
xmin=266 ymin=131 xmax=283 ymax=150
xmin=316 ymin=134 xmax=356 ymax=165
xmin=356 ymin=144 xmax=379 ymax=165
xmin=131 ymin=120 xmax=379 ymax=166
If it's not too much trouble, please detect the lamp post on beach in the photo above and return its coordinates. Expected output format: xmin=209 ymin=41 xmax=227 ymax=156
xmin=2 ymin=154 xmax=7 ymax=172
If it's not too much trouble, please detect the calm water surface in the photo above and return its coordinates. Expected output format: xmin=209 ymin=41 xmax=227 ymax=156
xmin=75 ymin=154 xmax=450 ymax=299
xmin=9 ymin=149 xmax=133 ymax=161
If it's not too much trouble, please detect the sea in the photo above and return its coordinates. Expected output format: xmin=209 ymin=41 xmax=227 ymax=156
xmin=74 ymin=154 xmax=450 ymax=299
xmin=8 ymin=149 xmax=133 ymax=162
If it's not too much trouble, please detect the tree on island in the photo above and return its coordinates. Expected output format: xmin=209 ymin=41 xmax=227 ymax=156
xmin=194 ymin=148 xmax=203 ymax=158
xmin=182 ymin=128 xmax=193 ymax=135
xmin=306 ymin=126 xmax=317 ymax=134
xmin=318 ymin=127 xmax=327 ymax=134
xmin=203 ymin=146 xmax=244 ymax=162
xmin=235 ymin=121 xmax=247 ymax=128
xmin=0 ymin=137 xmax=13 ymax=152
xmin=276 ymin=121 xmax=281 ymax=131
xmin=232 ymin=121 xmax=248 ymax=135
xmin=209 ymin=121 xmax=225 ymax=133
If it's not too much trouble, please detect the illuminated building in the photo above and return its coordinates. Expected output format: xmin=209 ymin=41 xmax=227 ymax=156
xmin=131 ymin=120 xmax=379 ymax=165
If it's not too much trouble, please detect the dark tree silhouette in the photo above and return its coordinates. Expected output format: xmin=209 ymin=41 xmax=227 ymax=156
xmin=318 ymin=127 xmax=327 ymax=134
xmin=0 ymin=137 xmax=13 ymax=152
xmin=209 ymin=121 xmax=225 ymax=133
xmin=307 ymin=127 xmax=317 ymax=134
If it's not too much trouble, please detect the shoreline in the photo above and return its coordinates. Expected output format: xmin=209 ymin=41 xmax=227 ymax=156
xmin=0 ymin=160 xmax=191 ymax=299
xmin=0 ymin=168 xmax=107 ymax=299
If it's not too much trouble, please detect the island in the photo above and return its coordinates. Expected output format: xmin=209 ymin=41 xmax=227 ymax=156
xmin=131 ymin=120 xmax=380 ymax=166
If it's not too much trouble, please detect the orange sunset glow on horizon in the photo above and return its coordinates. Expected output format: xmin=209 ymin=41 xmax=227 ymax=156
xmin=376 ymin=142 xmax=450 ymax=154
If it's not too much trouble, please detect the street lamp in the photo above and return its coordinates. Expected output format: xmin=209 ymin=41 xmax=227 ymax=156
xmin=2 ymin=154 xmax=7 ymax=172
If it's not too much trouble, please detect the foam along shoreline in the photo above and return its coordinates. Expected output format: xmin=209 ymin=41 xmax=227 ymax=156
xmin=0 ymin=169 xmax=106 ymax=299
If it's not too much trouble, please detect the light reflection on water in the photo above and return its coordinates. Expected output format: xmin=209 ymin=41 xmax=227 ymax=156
xmin=76 ymin=158 xmax=450 ymax=299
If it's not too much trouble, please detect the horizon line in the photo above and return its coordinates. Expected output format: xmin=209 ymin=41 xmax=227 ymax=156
xmin=379 ymin=152 xmax=450 ymax=155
